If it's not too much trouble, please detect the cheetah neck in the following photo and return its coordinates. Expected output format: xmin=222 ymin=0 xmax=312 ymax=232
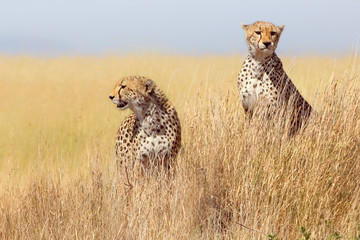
xmin=132 ymin=86 xmax=172 ymax=124
xmin=248 ymin=52 xmax=275 ymax=64
xmin=151 ymin=87 xmax=172 ymax=109
xmin=245 ymin=53 xmax=282 ymax=81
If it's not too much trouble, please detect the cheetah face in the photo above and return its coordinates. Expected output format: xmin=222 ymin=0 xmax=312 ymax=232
xmin=109 ymin=76 xmax=154 ymax=111
xmin=241 ymin=21 xmax=284 ymax=56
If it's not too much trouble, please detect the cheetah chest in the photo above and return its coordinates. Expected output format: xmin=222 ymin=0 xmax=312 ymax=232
xmin=135 ymin=115 xmax=172 ymax=161
xmin=238 ymin=58 xmax=278 ymax=111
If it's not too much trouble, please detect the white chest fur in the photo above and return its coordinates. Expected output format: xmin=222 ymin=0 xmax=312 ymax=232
xmin=238 ymin=56 xmax=277 ymax=112
xmin=137 ymin=134 xmax=170 ymax=160
xmin=135 ymin=106 xmax=171 ymax=161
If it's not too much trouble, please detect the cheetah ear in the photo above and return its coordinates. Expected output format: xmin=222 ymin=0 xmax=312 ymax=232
xmin=145 ymin=79 xmax=155 ymax=93
xmin=279 ymin=25 xmax=285 ymax=33
xmin=241 ymin=22 xmax=248 ymax=30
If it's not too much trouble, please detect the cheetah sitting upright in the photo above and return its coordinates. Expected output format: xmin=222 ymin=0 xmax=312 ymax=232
xmin=238 ymin=21 xmax=312 ymax=135
xmin=109 ymin=75 xmax=181 ymax=170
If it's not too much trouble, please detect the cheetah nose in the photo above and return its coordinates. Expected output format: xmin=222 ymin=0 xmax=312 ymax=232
xmin=109 ymin=96 xmax=114 ymax=100
xmin=263 ymin=41 xmax=271 ymax=48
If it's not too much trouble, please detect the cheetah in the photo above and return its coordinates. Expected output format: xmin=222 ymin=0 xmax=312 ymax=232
xmin=109 ymin=75 xmax=181 ymax=170
xmin=237 ymin=21 xmax=312 ymax=135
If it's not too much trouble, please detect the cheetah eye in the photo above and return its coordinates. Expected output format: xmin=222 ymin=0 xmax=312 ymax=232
xmin=120 ymin=85 xmax=126 ymax=89
xmin=255 ymin=31 xmax=261 ymax=35
xmin=270 ymin=31 xmax=276 ymax=36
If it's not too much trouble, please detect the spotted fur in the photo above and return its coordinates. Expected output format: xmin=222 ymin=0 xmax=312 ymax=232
xmin=109 ymin=76 xmax=181 ymax=169
xmin=238 ymin=21 xmax=312 ymax=135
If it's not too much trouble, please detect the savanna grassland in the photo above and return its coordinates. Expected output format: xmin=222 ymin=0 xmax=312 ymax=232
xmin=0 ymin=54 xmax=359 ymax=239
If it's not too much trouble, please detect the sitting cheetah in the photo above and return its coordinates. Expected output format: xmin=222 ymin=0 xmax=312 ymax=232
xmin=238 ymin=21 xmax=312 ymax=135
xmin=109 ymin=75 xmax=181 ymax=170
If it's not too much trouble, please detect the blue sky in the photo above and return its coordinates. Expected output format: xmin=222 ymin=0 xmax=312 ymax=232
xmin=0 ymin=0 xmax=359 ymax=55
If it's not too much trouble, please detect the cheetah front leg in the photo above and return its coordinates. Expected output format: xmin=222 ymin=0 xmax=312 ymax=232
xmin=240 ymin=92 xmax=257 ymax=118
xmin=115 ymin=114 xmax=137 ymax=172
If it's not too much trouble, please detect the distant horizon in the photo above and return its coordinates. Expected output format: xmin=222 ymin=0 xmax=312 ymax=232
xmin=0 ymin=47 xmax=358 ymax=58
xmin=1 ymin=0 xmax=359 ymax=57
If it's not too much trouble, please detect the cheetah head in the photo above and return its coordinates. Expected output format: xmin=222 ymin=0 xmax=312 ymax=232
xmin=241 ymin=21 xmax=284 ymax=57
xmin=109 ymin=75 xmax=155 ymax=111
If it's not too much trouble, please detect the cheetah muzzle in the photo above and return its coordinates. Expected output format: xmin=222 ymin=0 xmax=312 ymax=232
xmin=116 ymin=100 xmax=128 ymax=109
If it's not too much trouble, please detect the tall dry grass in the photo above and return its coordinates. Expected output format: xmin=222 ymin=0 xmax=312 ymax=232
xmin=0 ymin=54 xmax=359 ymax=239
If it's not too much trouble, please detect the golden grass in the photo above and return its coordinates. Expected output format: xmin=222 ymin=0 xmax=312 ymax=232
xmin=0 ymin=54 xmax=359 ymax=239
